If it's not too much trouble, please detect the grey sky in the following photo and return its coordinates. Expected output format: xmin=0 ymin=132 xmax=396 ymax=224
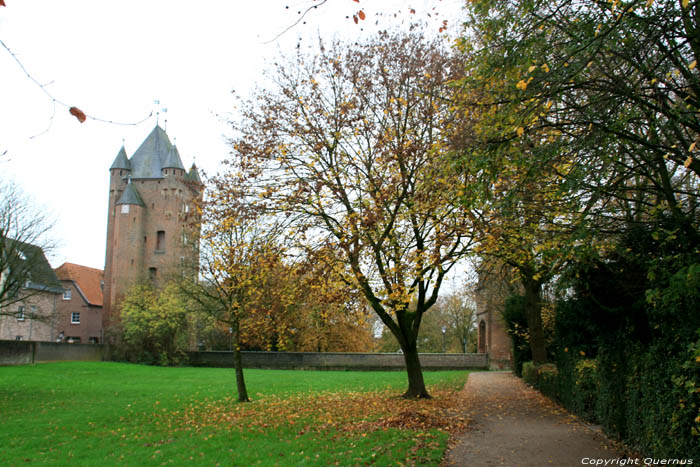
xmin=0 ymin=0 xmax=465 ymax=270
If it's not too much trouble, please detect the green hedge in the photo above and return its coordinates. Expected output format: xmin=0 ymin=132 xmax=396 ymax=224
xmin=521 ymin=361 xmax=560 ymax=401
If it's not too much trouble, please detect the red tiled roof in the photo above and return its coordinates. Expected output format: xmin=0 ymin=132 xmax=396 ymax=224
xmin=55 ymin=262 xmax=104 ymax=307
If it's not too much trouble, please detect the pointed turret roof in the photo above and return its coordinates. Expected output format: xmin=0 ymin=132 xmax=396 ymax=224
xmin=110 ymin=146 xmax=130 ymax=171
xmin=129 ymin=126 xmax=173 ymax=179
xmin=186 ymin=163 xmax=203 ymax=185
xmin=163 ymin=145 xmax=185 ymax=170
xmin=116 ymin=180 xmax=145 ymax=207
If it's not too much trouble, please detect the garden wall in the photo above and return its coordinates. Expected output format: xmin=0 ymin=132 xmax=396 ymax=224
xmin=188 ymin=351 xmax=489 ymax=370
xmin=1 ymin=341 xmax=488 ymax=370
xmin=0 ymin=340 xmax=105 ymax=365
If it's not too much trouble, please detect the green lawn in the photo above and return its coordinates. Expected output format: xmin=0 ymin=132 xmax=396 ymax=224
xmin=0 ymin=362 xmax=469 ymax=466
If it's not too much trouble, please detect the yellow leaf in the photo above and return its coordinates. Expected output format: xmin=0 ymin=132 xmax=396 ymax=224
xmin=690 ymin=60 xmax=697 ymax=70
xmin=690 ymin=142 xmax=697 ymax=152
xmin=541 ymin=63 xmax=550 ymax=73
xmin=516 ymin=79 xmax=528 ymax=91
xmin=684 ymin=156 xmax=693 ymax=168
xmin=682 ymin=0 xmax=689 ymax=7
xmin=528 ymin=65 xmax=537 ymax=73
xmin=544 ymin=101 xmax=553 ymax=111
xmin=516 ymin=127 xmax=524 ymax=137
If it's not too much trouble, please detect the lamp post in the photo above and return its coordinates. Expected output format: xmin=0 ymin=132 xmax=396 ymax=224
xmin=441 ymin=326 xmax=447 ymax=353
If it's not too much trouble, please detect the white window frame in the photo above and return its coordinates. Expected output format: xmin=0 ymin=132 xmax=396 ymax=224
xmin=63 ymin=289 xmax=72 ymax=300
xmin=71 ymin=312 xmax=80 ymax=324
xmin=17 ymin=306 xmax=25 ymax=321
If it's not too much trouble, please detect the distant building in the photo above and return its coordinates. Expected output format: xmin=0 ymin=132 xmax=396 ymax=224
xmin=0 ymin=241 xmax=63 ymax=341
xmin=54 ymin=263 xmax=104 ymax=344
xmin=103 ymin=125 xmax=203 ymax=331
xmin=474 ymin=260 xmax=516 ymax=369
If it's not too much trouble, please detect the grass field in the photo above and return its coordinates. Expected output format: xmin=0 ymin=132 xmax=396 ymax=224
xmin=0 ymin=362 xmax=470 ymax=466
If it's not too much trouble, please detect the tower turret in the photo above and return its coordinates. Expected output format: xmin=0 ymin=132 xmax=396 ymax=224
xmin=162 ymin=145 xmax=185 ymax=178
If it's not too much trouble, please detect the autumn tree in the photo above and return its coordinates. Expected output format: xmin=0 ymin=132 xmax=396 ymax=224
xmin=376 ymin=287 xmax=477 ymax=354
xmin=462 ymin=0 xmax=700 ymax=231
xmin=240 ymin=245 xmax=375 ymax=353
xmin=180 ymin=189 xmax=286 ymax=402
xmin=291 ymin=245 xmax=375 ymax=352
xmin=441 ymin=285 xmax=477 ymax=354
xmin=224 ymin=31 xmax=473 ymax=398
xmin=0 ymin=179 xmax=56 ymax=318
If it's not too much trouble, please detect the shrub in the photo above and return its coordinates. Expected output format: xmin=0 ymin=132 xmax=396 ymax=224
xmin=572 ymin=358 xmax=598 ymax=421
xmin=112 ymin=282 xmax=193 ymax=365
xmin=536 ymin=364 xmax=559 ymax=401
xmin=522 ymin=361 xmax=537 ymax=386
xmin=522 ymin=361 xmax=560 ymax=401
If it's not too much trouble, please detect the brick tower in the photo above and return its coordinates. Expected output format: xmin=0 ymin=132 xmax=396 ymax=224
xmin=103 ymin=125 xmax=202 ymax=329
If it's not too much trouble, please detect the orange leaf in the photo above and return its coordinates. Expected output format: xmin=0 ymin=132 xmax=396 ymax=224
xmin=0 ymin=1 xmax=6 ymax=7
xmin=353 ymin=0 xmax=359 ymax=2
xmin=358 ymin=10 xmax=365 ymax=20
xmin=353 ymin=14 xmax=358 ymax=24
xmin=410 ymin=8 xmax=416 ymax=14
xmin=69 ymin=106 xmax=87 ymax=123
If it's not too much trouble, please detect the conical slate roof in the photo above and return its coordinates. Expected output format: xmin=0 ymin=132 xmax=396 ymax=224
xmin=129 ymin=126 xmax=173 ymax=179
xmin=186 ymin=163 xmax=203 ymax=185
xmin=110 ymin=146 xmax=130 ymax=170
xmin=116 ymin=181 xmax=145 ymax=207
xmin=163 ymin=145 xmax=185 ymax=170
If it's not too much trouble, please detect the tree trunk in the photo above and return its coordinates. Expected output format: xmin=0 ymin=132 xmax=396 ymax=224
xmin=523 ymin=277 xmax=547 ymax=365
xmin=401 ymin=344 xmax=431 ymax=399
xmin=231 ymin=320 xmax=250 ymax=402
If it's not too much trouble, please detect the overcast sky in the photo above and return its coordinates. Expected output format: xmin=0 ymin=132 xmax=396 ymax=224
xmin=0 ymin=0 xmax=465 ymax=270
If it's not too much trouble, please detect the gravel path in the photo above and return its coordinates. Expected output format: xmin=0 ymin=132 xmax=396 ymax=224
xmin=443 ymin=371 xmax=622 ymax=466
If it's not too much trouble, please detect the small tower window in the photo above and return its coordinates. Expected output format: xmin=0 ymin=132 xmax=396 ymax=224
xmin=156 ymin=230 xmax=165 ymax=252
xmin=149 ymin=267 xmax=157 ymax=281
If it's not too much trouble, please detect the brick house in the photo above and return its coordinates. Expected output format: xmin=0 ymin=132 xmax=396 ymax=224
xmin=0 ymin=241 xmax=63 ymax=341
xmin=54 ymin=263 xmax=104 ymax=344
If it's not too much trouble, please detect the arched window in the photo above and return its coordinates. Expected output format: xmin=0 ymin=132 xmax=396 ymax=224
xmin=478 ymin=320 xmax=487 ymax=354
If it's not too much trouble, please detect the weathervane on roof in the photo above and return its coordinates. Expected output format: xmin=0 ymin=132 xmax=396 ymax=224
xmin=154 ymin=100 xmax=168 ymax=129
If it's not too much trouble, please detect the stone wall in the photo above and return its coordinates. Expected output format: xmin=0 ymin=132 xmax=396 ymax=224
xmin=189 ymin=351 xmax=489 ymax=370
xmin=35 ymin=342 xmax=105 ymax=362
xmin=1 ymin=341 xmax=488 ymax=370
xmin=0 ymin=341 xmax=35 ymax=365
xmin=0 ymin=340 xmax=104 ymax=365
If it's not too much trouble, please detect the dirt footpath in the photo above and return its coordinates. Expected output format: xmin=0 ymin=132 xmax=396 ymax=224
xmin=443 ymin=372 xmax=622 ymax=467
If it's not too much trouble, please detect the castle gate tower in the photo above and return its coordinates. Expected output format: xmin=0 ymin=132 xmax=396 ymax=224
xmin=103 ymin=125 xmax=203 ymax=329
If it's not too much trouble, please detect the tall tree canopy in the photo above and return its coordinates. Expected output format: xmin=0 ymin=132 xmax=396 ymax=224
xmin=459 ymin=0 xmax=700 ymax=362
xmin=222 ymin=31 xmax=474 ymax=398
xmin=463 ymin=0 xmax=700 ymax=225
